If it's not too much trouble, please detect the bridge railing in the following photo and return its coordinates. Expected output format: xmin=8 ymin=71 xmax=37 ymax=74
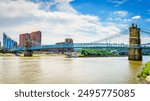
xmin=73 ymin=43 xmax=128 ymax=48
xmin=11 ymin=43 xmax=150 ymax=52
xmin=13 ymin=43 xmax=74 ymax=51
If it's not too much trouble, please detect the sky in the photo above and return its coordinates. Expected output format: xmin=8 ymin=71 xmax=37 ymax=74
xmin=0 ymin=0 xmax=150 ymax=45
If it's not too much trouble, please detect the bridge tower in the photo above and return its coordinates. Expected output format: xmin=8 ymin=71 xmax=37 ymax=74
xmin=128 ymin=23 xmax=142 ymax=61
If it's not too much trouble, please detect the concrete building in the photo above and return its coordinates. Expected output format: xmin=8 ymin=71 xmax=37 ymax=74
xmin=55 ymin=38 xmax=74 ymax=54
xmin=19 ymin=33 xmax=30 ymax=47
xmin=65 ymin=38 xmax=73 ymax=43
xmin=30 ymin=31 xmax=41 ymax=46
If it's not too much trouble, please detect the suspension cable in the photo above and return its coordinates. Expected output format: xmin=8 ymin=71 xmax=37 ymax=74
xmin=92 ymin=30 xmax=128 ymax=43
xmin=141 ymin=30 xmax=150 ymax=35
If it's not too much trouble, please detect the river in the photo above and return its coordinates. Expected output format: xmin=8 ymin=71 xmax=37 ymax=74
xmin=0 ymin=56 xmax=149 ymax=84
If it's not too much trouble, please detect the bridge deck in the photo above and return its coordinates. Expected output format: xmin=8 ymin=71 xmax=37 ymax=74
xmin=10 ymin=43 xmax=150 ymax=51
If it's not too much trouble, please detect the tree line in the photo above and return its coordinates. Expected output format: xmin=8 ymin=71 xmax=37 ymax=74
xmin=80 ymin=49 xmax=117 ymax=56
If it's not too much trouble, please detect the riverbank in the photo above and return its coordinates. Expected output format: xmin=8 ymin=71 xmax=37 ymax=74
xmin=78 ymin=54 xmax=127 ymax=57
xmin=77 ymin=52 xmax=126 ymax=57
xmin=137 ymin=61 xmax=150 ymax=84
xmin=0 ymin=53 xmax=65 ymax=57
xmin=1 ymin=53 xmax=149 ymax=58
xmin=33 ymin=53 xmax=64 ymax=57
xmin=0 ymin=53 xmax=15 ymax=56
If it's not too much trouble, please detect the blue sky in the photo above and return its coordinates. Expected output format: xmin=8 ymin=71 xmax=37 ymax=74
xmin=71 ymin=0 xmax=150 ymax=28
xmin=0 ymin=0 xmax=150 ymax=44
xmin=32 ymin=0 xmax=150 ymax=28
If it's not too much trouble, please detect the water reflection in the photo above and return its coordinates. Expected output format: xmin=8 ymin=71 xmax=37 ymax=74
xmin=128 ymin=61 xmax=143 ymax=84
xmin=18 ymin=57 xmax=42 ymax=84
xmin=0 ymin=57 xmax=19 ymax=83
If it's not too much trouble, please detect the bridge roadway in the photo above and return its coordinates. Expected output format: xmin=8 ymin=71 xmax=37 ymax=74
xmin=12 ymin=43 xmax=150 ymax=51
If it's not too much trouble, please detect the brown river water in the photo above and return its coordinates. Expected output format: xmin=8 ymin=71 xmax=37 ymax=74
xmin=0 ymin=56 xmax=149 ymax=84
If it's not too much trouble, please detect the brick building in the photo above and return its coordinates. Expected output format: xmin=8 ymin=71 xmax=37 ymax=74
xmin=19 ymin=33 xmax=30 ymax=47
xmin=30 ymin=31 xmax=41 ymax=46
xmin=19 ymin=31 xmax=41 ymax=47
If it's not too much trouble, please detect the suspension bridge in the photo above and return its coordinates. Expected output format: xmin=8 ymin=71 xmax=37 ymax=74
xmin=0 ymin=24 xmax=150 ymax=60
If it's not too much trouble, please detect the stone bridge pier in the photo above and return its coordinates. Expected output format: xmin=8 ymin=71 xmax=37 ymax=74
xmin=128 ymin=23 xmax=142 ymax=61
xmin=24 ymin=50 xmax=33 ymax=56
xmin=24 ymin=39 xmax=33 ymax=56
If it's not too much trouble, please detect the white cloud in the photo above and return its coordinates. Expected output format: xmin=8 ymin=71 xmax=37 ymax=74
xmin=0 ymin=0 xmax=127 ymax=45
xmin=107 ymin=18 xmax=113 ymax=21
xmin=107 ymin=17 xmax=131 ymax=22
xmin=123 ymin=19 xmax=132 ymax=22
xmin=114 ymin=18 xmax=122 ymax=21
xmin=38 ymin=0 xmax=77 ymax=13
xmin=113 ymin=11 xmax=128 ymax=17
xmin=146 ymin=19 xmax=150 ymax=22
xmin=132 ymin=15 xmax=141 ymax=20
xmin=108 ymin=0 xmax=128 ymax=6
xmin=107 ymin=11 xmax=131 ymax=23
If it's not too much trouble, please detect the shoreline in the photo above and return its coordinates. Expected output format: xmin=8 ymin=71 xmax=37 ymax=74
xmin=78 ymin=55 xmax=127 ymax=58
xmin=0 ymin=53 xmax=65 ymax=57
xmin=0 ymin=53 xmax=128 ymax=58
xmin=0 ymin=53 xmax=149 ymax=58
xmin=137 ymin=61 xmax=150 ymax=84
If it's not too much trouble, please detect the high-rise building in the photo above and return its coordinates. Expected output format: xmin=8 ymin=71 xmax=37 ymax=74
xmin=30 ymin=31 xmax=41 ymax=46
xmin=3 ymin=33 xmax=18 ymax=49
xmin=19 ymin=31 xmax=42 ymax=47
xmin=19 ymin=33 xmax=30 ymax=47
